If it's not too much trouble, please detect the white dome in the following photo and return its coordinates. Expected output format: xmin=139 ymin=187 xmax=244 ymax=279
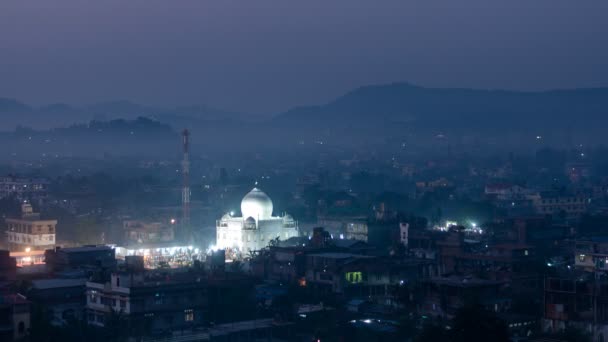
xmin=241 ymin=188 xmax=273 ymax=220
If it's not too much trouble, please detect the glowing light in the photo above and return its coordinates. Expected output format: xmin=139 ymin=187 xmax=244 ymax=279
xmin=170 ymin=218 xmax=176 ymax=224
xmin=25 ymin=247 xmax=31 ymax=253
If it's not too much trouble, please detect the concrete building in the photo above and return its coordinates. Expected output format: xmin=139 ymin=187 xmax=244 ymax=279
xmin=28 ymin=278 xmax=87 ymax=326
xmin=420 ymin=275 xmax=508 ymax=319
xmin=86 ymin=269 xmax=207 ymax=331
xmin=123 ymin=220 xmax=175 ymax=245
xmin=216 ymin=188 xmax=298 ymax=256
xmin=0 ymin=250 xmax=17 ymax=281
xmin=316 ymin=215 xmax=368 ymax=241
xmin=533 ymin=192 xmax=587 ymax=217
xmin=85 ymin=264 xmax=254 ymax=336
xmin=0 ymin=176 xmax=49 ymax=200
xmin=5 ymin=203 xmax=56 ymax=252
xmin=0 ymin=293 xmax=30 ymax=342
xmin=44 ymin=245 xmax=116 ymax=271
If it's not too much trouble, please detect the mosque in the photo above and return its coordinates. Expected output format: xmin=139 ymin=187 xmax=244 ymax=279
xmin=216 ymin=187 xmax=299 ymax=256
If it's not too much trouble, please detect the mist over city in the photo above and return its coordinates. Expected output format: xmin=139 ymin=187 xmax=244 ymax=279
xmin=1 ymin=1 xmax=608 ymax=342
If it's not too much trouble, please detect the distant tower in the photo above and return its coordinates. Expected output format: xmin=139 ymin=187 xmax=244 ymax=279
xmin=181 ymin=129 xmax=191 ymax=230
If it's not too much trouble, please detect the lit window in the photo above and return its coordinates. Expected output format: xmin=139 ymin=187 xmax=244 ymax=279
xmin=579 ymin=254 xmax=586 ymax=262
xmin=184 ymin=309 xmax=194 ymax=322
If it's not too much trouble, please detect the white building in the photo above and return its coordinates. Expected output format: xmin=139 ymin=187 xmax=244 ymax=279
xmin=216 ymin=188 xmax=298 ymax=255
xmin=5 ymin=203 xmax=56 ymax=252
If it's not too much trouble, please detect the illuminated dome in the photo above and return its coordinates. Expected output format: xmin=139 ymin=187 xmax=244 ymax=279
xmin=241 ymin=187 xmax=273 ymax=220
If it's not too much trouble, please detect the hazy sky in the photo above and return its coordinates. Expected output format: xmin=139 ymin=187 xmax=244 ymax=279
xmin=1 ymin=0 xmax=607 ymax=113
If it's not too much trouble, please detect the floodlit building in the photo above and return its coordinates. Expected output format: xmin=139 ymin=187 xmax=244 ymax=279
xmin=5 ymin=203 xmax=56 ymax=252
xmin=216 ymin=188 xmax=298 ymax=256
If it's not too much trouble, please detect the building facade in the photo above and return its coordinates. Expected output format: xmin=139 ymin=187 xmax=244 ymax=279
xmin=216 ymin=188 xmax=298 ymax=256
xmin=5 ymin=203 xmax=56 ymax=252
xmin=0 ymin=176 xmax=49 ymax=200
xmin=86 ymin=270 xmax=207 ymax=331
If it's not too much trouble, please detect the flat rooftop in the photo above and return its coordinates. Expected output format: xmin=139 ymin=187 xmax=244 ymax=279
xmin=32 ymin=278 xmax=86 ymax=290
xmin=57 ymin=246 xmax=113 ymax=253
xmin=307 ymin=252 xmax=374 ymax=259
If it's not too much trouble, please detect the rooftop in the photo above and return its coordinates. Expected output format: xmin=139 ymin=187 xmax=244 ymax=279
xmin=32 ymin=278 xmax=87 ymax=290
xmin=57 ymin=245 xmax=113 ymax=253
xmin=307 ymin=252 xmax=373 ymax=259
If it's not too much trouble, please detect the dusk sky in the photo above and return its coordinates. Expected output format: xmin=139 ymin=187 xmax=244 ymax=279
xmin=1 ymin=0 xmax=607 ymax=114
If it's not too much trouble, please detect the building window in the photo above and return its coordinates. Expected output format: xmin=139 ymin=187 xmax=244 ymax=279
xmin=120 ymin=300 xmax=126 ymax=309
xmin=345 ymin=272 xmax=363 ymax=284
xmin=579 ymin=254 xmax=586 ymax=262
xmin=154 ymin=293 xmax=164 ymax=305
xmin=89 ymin=291 xmax=99 ymax=304
xmin=184 ymin=309 xmax=194 ymax=322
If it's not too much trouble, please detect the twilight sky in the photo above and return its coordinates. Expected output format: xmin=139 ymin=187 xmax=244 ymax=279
xmin=1 ymin=0 xmax=607 ymax=114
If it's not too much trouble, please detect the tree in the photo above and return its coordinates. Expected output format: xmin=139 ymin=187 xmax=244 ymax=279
xmin=268 ymin=236 xmax=280 ymax=247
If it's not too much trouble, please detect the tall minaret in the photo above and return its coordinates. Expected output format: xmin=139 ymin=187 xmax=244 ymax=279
xmin=181 ymin=129 xmax=191 ymax=230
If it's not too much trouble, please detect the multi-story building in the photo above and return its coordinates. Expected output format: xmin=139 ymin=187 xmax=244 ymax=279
xmin=123 ymin=220 xmax=175 ymax=245
xmin=44 ymin=245 xmax=116 ymax=271
xmin=574 ymin=237 xmax=608 ymax=273
xmin=0 ymin=176 xmax=49 ymax=200
xmin=86 ymin=269 xmax=207 ymax=331
xmin=420 ymin=275 xmax=508 ymax=319
xmin=304 ymin=252 xmax=434 ymax=306
xmin=0 ymin=293 xmax=30 ymax=342
xmin=85 ymin=264 xmax=254 ymax=336
xmin=533 ymin=192 xmax=588 ymax=217
xmin=316 ymin=215 xmax=368 ymax=241
xmin=543 ymin=273 xmax=608 ymax=341
xmin=5 ymin=203 xmax=56 ymax=252
xmin=0 ymin=250 xmax=17 ymax=281
xmin=28 ymin=278 xmax=87 ymax=326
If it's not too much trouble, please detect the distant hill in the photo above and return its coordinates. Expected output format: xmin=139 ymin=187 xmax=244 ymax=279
xmin=2 ymin=83 xmax=608 ymax=154
xmin=0 ymin=99 xmax=255 ymax=131
xmin=0 ymin=117 xmax=178 ymax=159
xmin=274 ymin=82 xmax=608 ymax=132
